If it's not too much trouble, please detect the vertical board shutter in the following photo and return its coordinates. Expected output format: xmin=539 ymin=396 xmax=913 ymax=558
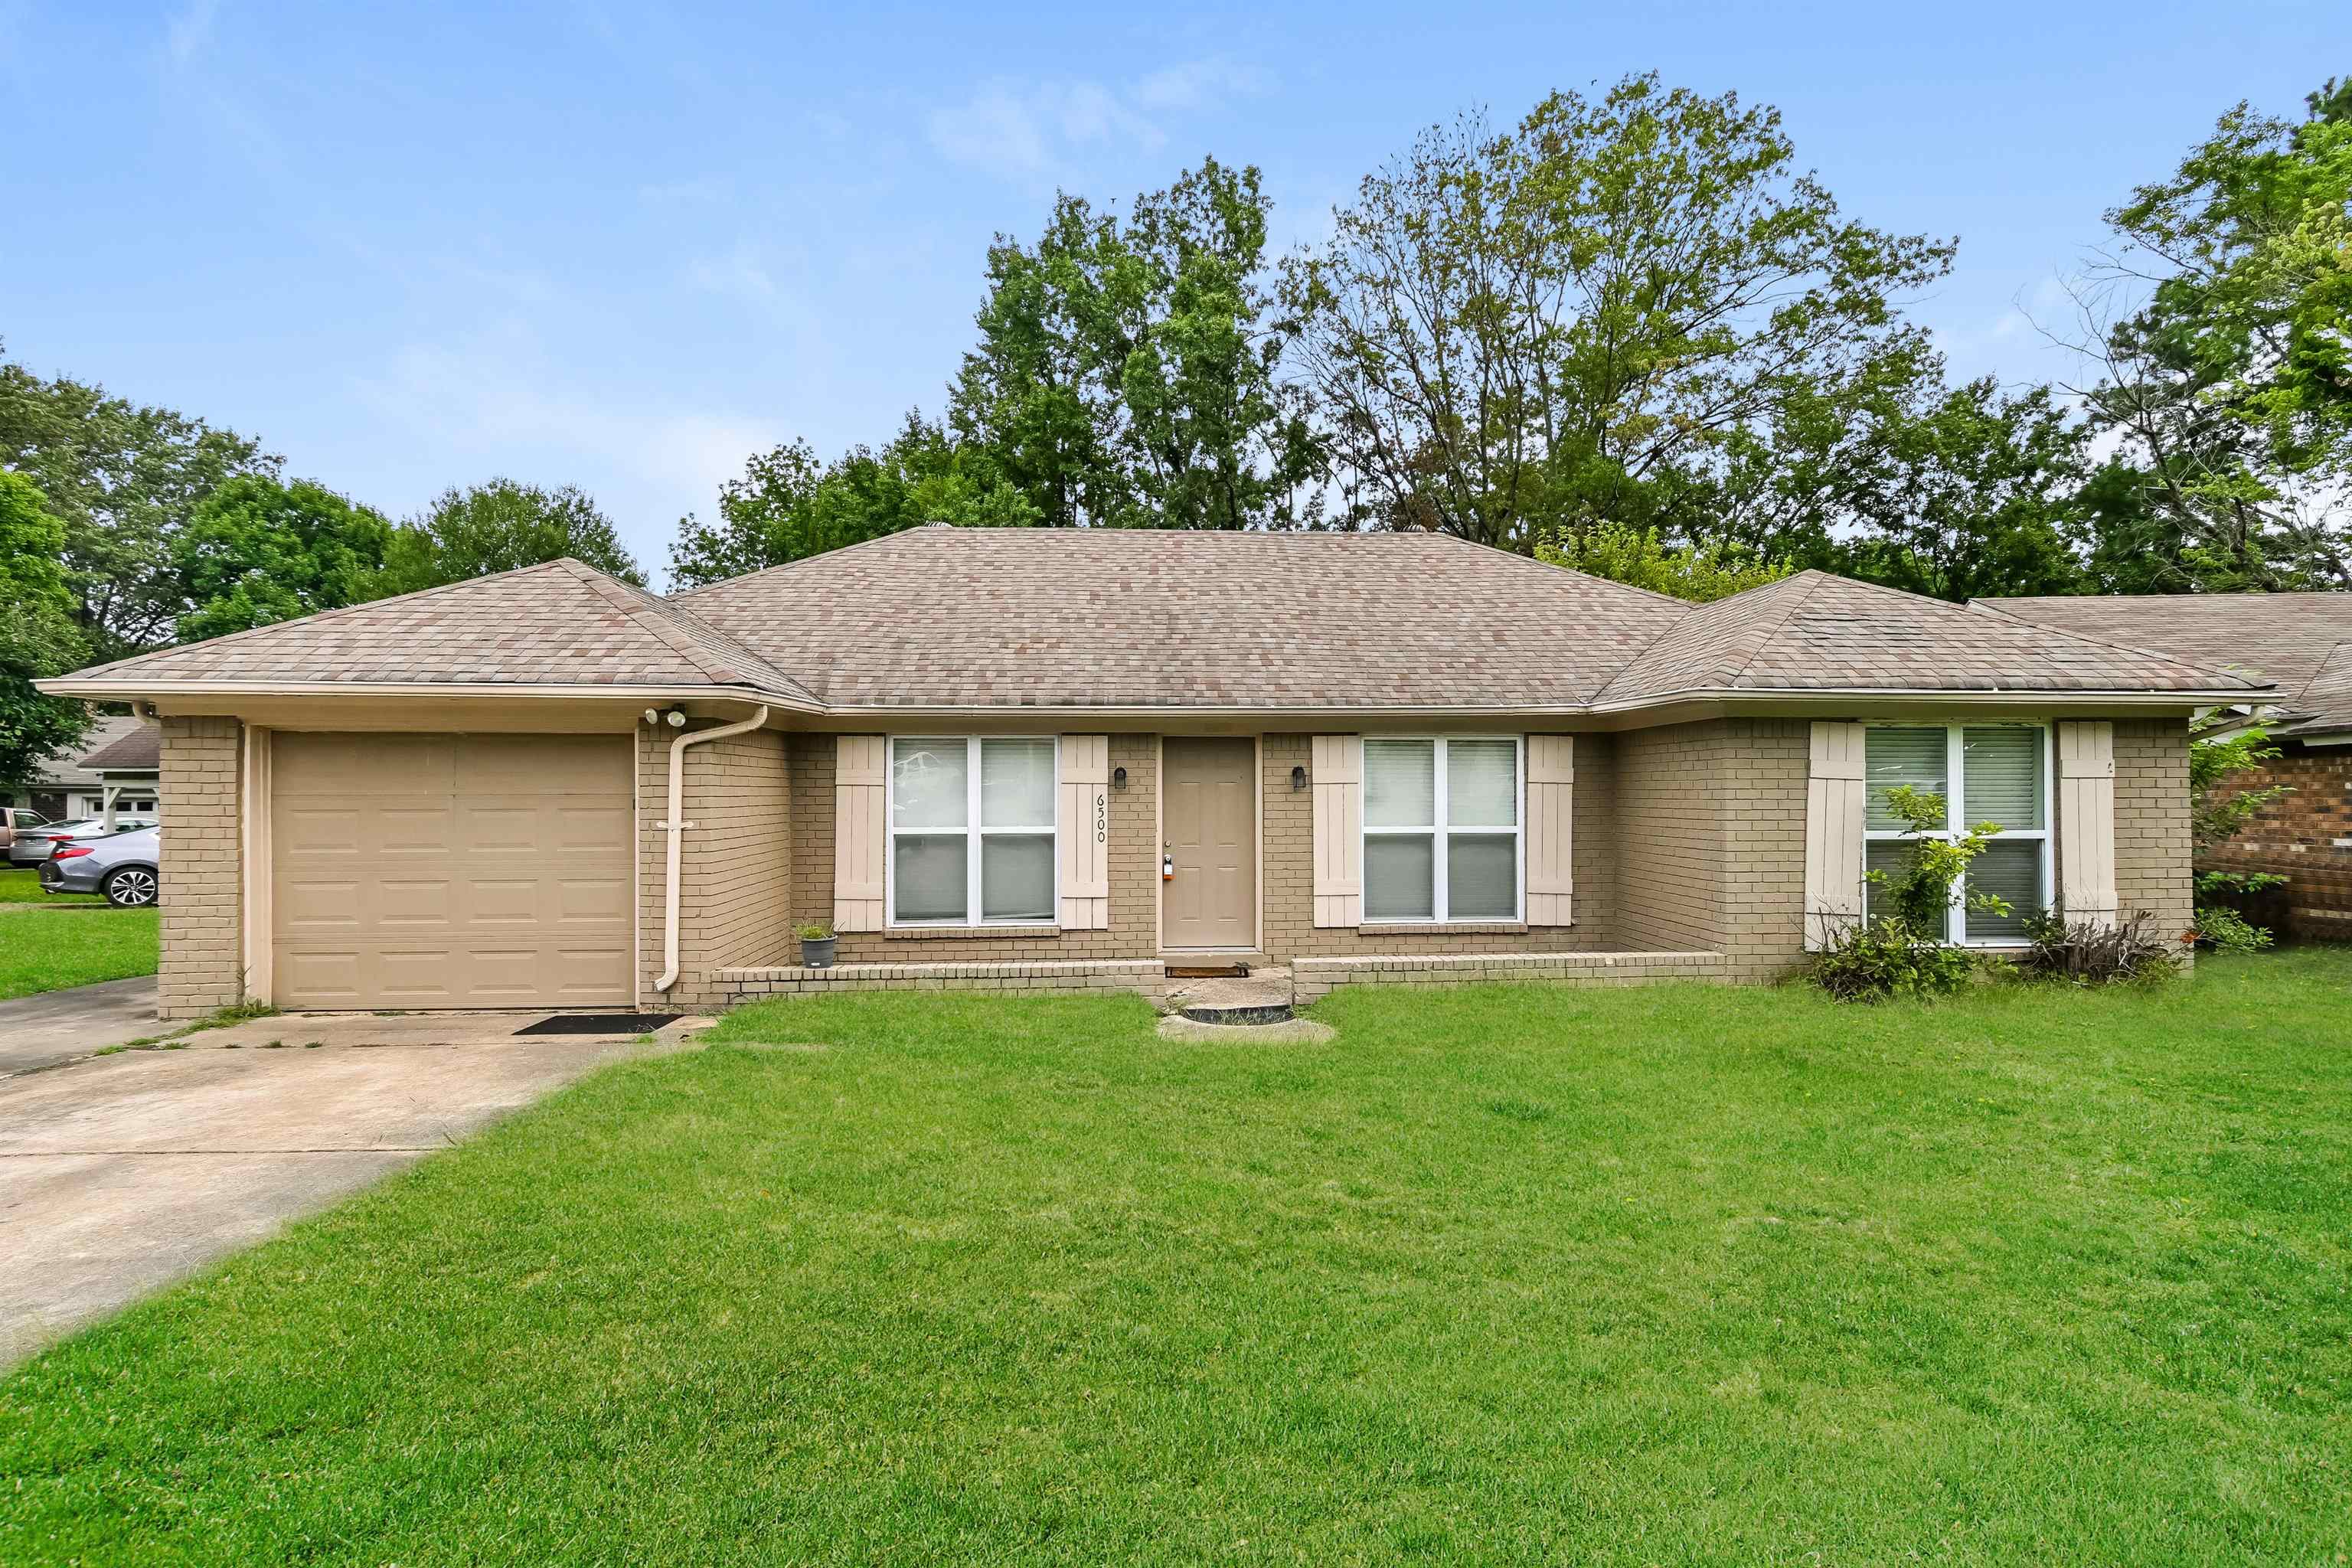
xmin=1805 ymin=721 xmax=1867 ymax=951
xmin=1525 ymin=735 xmax=1575 ymax=926
xmin=1311 ymin=735 xmax=1363 ymax=928
xmin=2056 ymin=720 xmax=2118 ymax=928
xmin=1057 ymin=734 xmax=1110 ymax=929
xmin=834 ymin=735 xmax=886 ymax=932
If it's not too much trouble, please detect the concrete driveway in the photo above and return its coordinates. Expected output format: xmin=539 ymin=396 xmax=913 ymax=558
xmin=0 ymin=975 xmax=160 ymax=1076
xmin=0 ymin=1012 xmax=701 ymax=1369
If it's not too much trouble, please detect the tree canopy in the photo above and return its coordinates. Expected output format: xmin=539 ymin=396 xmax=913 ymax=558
xmin=380 ymin=479 xmax=646 ymax=596
xmin=0 ymin=469 xmax=93 ymax=792
xmin=0 ymin=348 xmax=278 ymax=661
xmin=172 ymin=475 xmax=395 ymax=642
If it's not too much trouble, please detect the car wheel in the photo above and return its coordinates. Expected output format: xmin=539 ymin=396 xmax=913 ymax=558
xmin=104 ymin=867 xmax=159 ymax=907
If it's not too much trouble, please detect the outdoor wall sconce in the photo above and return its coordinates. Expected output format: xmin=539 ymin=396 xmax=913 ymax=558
xmin=1291 ymin=765 xmax=1309 ymax=790
xmin=1112 ymin=766 xmax=1129 ymax=790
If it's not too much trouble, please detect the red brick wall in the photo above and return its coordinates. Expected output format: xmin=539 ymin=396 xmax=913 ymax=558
xmin=2198 ymin=740 xmax=2352 ymax=939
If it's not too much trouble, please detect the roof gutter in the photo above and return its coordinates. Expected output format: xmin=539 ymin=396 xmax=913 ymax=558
xmin=31 ymin=678 xmax=825 ymax=712
xmin=654 ymin=702 xmax=770 ymax=996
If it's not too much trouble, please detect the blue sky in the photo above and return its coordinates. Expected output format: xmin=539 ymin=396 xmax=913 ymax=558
xmin=3 ymin=2 xmax=2344 ymax=584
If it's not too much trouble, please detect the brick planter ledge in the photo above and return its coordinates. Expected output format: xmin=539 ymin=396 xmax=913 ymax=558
xmin=713 ymin=960 xmax=1168 ymax=1007
xmin=1291 ymin=950 xmax=1726 ymax=1004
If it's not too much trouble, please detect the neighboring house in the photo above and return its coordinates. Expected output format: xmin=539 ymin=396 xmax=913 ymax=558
xmin=1981 ymin=591 xmax=2352 ymax=939
xmin=41 ymin=529 xmax=2253 ymax=1020
xmin=2 ymin=714 xmax=158 ymax=824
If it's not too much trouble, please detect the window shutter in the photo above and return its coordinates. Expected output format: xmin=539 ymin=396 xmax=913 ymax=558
xmin=1525 ymin=735 xmax=1574 ymax=926
xmin=1057 ymin=734 xmax=1110 ymax=929
xmin=1311 ymin=735 xmax=1363 ymax=928
xmin=2056 ymin=720 xmax=2117 ymax=929
xmin=1805 ymin=721 xmax=1867 ymax=951
xmin=833 ymin=735 xmax=886 ymax=932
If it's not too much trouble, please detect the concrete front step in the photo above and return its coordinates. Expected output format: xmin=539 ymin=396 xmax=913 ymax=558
xmin=1164 ymin=965 xmax=1295 ymax=1024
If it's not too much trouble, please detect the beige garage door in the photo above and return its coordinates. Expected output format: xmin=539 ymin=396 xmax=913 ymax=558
xmin=272 ymin=733 xmax=633 ymax=1009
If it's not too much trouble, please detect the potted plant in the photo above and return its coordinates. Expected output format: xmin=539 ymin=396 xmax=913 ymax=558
xmin=796 ymin=921 xmax=837 ymax=969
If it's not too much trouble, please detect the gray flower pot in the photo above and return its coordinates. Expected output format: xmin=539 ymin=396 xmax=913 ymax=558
xmin=800 ymin=936 xmax=838 ymax=969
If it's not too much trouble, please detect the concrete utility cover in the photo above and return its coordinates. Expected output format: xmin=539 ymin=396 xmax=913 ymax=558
xmin=0 ymin=1014 xmax=688 ymax=1369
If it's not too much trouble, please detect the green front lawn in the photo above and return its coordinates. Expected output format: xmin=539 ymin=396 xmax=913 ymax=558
xmin=0 ymin=867 xmax=100 ymax=903
xmin=0 ymin=907 xmax=158 ymax=999
xmin=5 ymin=955 xmax=2349 ymax=1563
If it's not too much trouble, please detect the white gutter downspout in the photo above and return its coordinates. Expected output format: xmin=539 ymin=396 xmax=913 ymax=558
xmin=654 ymin=703 xmax=770 ymax=994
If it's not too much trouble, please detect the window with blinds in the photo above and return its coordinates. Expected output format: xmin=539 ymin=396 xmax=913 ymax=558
xmin=890 ymin=737 xmax=1057 ymax=925
xmin=1862 ymin=724 xmax=2050 ymax=944
xmin=1363 ymin=737 xmax=1521 ymax=922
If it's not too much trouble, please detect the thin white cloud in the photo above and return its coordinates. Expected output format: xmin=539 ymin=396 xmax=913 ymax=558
xmin=165 ymin=0 xmax=218 ymax=65
xmin=925 ymin=57 xmax=1268 ymax=181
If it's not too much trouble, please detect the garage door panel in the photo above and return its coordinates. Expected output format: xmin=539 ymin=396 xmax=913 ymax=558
xmin=377 ymin=879 xmax=456 ymax=929
xmin=280 ymin=807 xmax=364 ymax=857
xmin=276 ymin=734 xmax=458 ymax=795
xmin=279 ymin=950 xmax=364 ymax=1008
xmin=279 ymin=878 xmax=363 ymax=933
xmin=273 ymin=733 xmax=633 ymax=1009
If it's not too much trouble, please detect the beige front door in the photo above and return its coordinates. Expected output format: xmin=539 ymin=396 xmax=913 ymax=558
xmin=271 ymin=733 xmax=634 ymax=1009
xmin=1162 ymin=737 xmax=1256 ymax=949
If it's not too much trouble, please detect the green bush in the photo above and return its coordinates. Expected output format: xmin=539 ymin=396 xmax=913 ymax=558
xmin=1807 ymin=917 xmax=1980 ymax=1001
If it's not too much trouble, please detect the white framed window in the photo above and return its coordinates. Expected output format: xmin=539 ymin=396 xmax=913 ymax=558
xmin=1863 ymin=723 xmax=2051 ymax=945
xmin=887 ymin=737 xmax=1058 ymax=926
xmin=1362 ymin=736 xmax=1523 ymax=923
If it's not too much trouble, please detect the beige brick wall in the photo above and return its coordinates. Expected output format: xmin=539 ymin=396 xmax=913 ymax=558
xmin=1611 ymin=718 xmax=1811 ymax=982
xmin=158 ymin=717 xmax=243 ymax=1019
xmin=638 ymin=723 xmax=794 ymax=1011
xmin=2113 ymin=717 xmax=2194 ymax=944
xmin=1615 ymin=722 xmax=1729 ymax=954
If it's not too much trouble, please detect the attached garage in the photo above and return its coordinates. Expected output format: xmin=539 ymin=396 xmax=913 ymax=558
xmin=269 ymin=733 xmax=634 ymax=1009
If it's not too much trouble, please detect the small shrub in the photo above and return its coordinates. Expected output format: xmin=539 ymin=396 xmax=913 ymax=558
xmin=2190 ymin=903 xmax=2275 ymax=955
xmin=1808 ymin=917 xmax=1979 ymax=1002
xmin=2015 ymin=911 xmax=2184 ymax=986
xmin=795 ymin=922 xmax=835 ymax=941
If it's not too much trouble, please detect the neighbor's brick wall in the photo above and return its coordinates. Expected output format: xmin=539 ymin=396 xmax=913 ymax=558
xmin=158 ymin=717 xmax=242 ymax=1019
xmin=1258 ymin=733 xmax=1626 ymax=958
xmin=2112 ymin=717 xmax=2195 ymax=944
xmin=2197 ymin=737 xmax=2352 ymax=939
xmin=638 ymin=723 xmax=794 ymax=1011
xmin=794 ymin=732 xmax=1161 ymax=963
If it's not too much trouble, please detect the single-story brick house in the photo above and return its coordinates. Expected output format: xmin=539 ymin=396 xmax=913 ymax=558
xmin=1982 ymin=590 xmax=2352 ymax=938
xmin=43 ymin=528 xmax=2257 ymax=1018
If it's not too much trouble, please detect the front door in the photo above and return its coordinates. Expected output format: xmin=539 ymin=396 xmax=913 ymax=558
xmin=1162 ymin=738 xmax=1256 ymax=949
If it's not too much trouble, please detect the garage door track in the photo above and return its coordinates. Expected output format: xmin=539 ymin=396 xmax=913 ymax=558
xmin=0 ymin=1013 xmax=697 ymax=1369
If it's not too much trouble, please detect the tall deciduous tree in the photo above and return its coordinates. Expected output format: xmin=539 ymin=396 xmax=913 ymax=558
xmin=0 ymin=469 xmax=93 ymax=792
xmin=172 ymin=476 xmax=394 ymax=642
xmin=668 ymin=413 xmax=1035 ymax=589
xmin=1278 ymin=76 xmax=1953 ymax=553
xmin=380 ymin=479 xmax=646 ymax=596
xmin=2056 ymin=77 xmax=2352 ymax=591
xmin=951 ymin=157 xmax=1323 ymax=530
xmin=0 ymin=346 xmax=279 ymax=661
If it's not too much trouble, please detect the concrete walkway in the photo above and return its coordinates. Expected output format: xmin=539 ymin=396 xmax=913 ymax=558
xmin=0 ymin=1012 xmax=706 ymax=1369
xmin=0 ymin=975 xmax=159 ymax=1076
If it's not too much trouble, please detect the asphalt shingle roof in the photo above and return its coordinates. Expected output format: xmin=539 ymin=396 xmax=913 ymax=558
xmin=50 ymin=530 xmax=2262 ymax=714
xmin=1598 ymin=570 xmax=2259 ymax=702
xmin=60 ymin=559 xmax=817 ymax=704
xmin=676 ymin=528 xmax=1691 ymax=709
xmin=1979 ymin=592 xmax=2352 ymax=735
xmin=80 ymin=725 xmax=160 ymax=772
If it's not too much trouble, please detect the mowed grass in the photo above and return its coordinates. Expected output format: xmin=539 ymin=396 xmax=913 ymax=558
xmin=0 ymin=867 xmax=99 ymax=903
xmin=5 ymin=955 xmax=2350 ymax=1564
xmin=0 ymin=906 xmax=157 ymax=998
